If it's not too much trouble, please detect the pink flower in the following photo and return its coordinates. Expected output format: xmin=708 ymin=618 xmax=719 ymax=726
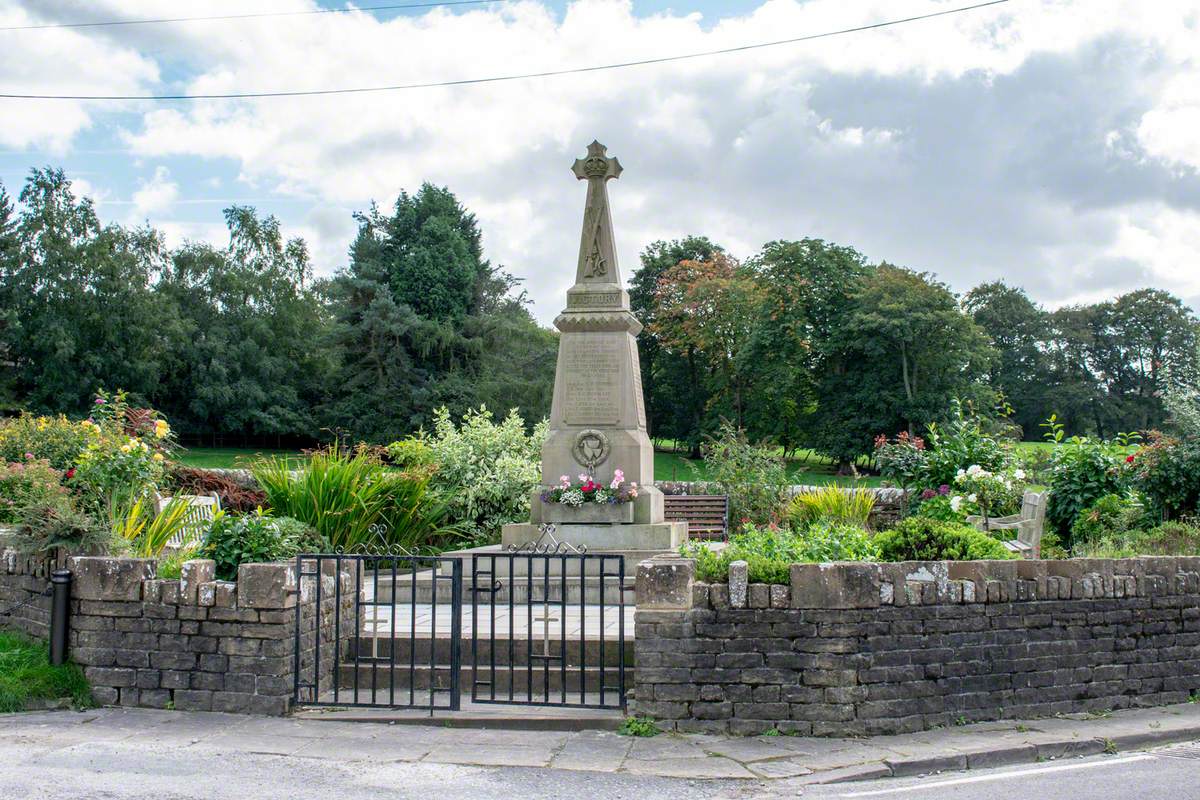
xmin=578 ymin=473 xmax=589 ymax=483
xmin=23 ymin=453 xmax=34 ymax=460
xmin=610 ymin=469 xmax=625 ymax=490
xmin=94 ymin=398 xmax=105 ymax=405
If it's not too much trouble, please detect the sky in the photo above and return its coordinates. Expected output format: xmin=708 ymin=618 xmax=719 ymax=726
xmin=1 ymin=0 xmax=1198 ymax=324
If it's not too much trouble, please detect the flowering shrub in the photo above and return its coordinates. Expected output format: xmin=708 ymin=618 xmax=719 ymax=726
xmin=0 ymin=414 xmax=92 ymax=470
xmin=71 ymin=434 xmax=166 ymax=521
xmin=1041 ymin=418 xmax=1136 ymax=546
xmin=389 ymin=406 xmax=545 ymax=542
xmin=541 ymin=470 xmax=638 ymax=506
xmin=949 ymin=464 xmax=1023 ymax=524
xmin=1130 ymin=434 xmax=1200 ymax=520
xmin=874 ymin=431 xmax=927 ymax=495
xmin=920 ymin=401 xmax=1013 ymax=488
xmin=702 ymin=422 xmax=789 ymax=531
xmin=0 ymin=458 xmax=68 ymax=524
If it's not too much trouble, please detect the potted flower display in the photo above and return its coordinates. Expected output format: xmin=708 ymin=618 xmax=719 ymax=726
xmin=540 ymin=469 xmax=638 ymax=524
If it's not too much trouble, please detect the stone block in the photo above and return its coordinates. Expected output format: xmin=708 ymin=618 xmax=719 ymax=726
xmin=173 ymin=689 xmax=213 ymax=712
xmin=728 ymin=561 xmax=748 ymax=608
xmin=635 ymin=558 xmax=694 ymax=610
xmin=213 ymin=581 xmax=237 ymax=608
xmin=180 ymin=560 xmax=216 ymax=603
xmin=790 ymin=563 xmax=881 ymax=609
xmin=238 ymin=562 xmax=297 ymax=609
xmin=769 ymin=584 xmax=789 ymax=608
xmin=69 ymin=557 xmax=155 ymax=602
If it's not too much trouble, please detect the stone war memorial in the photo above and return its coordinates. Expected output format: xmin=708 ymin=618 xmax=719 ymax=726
xmin=498 ymin=140 xmax=686 ymax=558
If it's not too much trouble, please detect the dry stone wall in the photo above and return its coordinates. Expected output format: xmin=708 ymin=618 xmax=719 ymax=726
xmin=635 ymin=556 xmax=1200 ymax=736
xmin=0 ymin=548 xmax=354 ymax=715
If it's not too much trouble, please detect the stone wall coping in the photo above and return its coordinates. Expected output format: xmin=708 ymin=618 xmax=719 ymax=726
xmin=635 ymin=556 xmax=1200 ymax=610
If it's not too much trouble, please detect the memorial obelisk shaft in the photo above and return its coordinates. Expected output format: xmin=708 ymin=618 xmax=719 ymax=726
xmin=501 ymin=141 xmax=684 ymax=550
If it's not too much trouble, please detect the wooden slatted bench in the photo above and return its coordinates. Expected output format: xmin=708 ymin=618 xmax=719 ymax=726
xmin=663 ymin=494 xmax=730 ymax=541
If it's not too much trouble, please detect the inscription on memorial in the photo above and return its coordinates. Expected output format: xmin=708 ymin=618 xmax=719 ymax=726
xmin=568 ymin=291 xmax=621 ymax=309
xmin=562 ymin=337 xmax=621 ymax=424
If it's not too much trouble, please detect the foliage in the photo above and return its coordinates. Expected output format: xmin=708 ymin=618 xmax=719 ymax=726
xmin=253 ymin=446 xmax=459 ymax=552
xmin=1069 ymin=493 xmax=1152 ymax=547
xmin=71 ymin=431 xmax=165 ymax=525
xmin=617 ymin=716 xmax=661 ymax=737
xmin=912 ymin=491 xmax=969 ymax=525
xmin=0 ymin=458 xmax=67 ymax=524
xmin=0 ymin=631 xmax=93 ymax=712
xmin=166 ymin=465 xmax=266 ymax=513
xmin=701 ymin=422 xmax=789 ymax=531
xmin=787 ymin=486 xmax=876 ymax=530
xmin=390 ymin=406 xmax=544 ymax=542
xmin=874 ymin=517 xmax=1014 ymax=561
xmin=950 ymin=464 xmax=1022 ymax=524
xmin=683 ymin=522 xmax=878 ymax=585
xmin=114 ymin=496 xmax=203 ymax=557
xmin=11 ymin=495 xmax=113 ymax=555
xmin=201 ymin=510 xmax=325 ymax=581
xmin=1131 ymin=434 xmax=1200 ymax=520
xmin=156 ymin=546 xmax=200 ymax=580
xmin=873 ymin=431 xmax=927 ymax=495
xmin=0 ymin=415 xmax=91 ymax=471
xmin=920 ymin=400 xmax=1012 ymax=488
xmin=1041 ymin=417 xmax=1135 ymax=546
xmin=541 ymin=470 xmax=638 ymax=507
xmin=1074 ymin=521 xmax=1200 ymax=559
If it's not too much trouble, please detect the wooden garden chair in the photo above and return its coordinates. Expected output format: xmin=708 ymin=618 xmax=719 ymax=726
xmin=967 ymin=489 xmax=1046 ymax=558
xmin=154 ymin=492 xmax=221 ymax=550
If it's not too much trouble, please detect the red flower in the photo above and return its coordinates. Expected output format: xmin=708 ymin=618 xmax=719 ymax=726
xmin=65 ymin=468 xmax=76 ymax=479
xmin=1125 ymin=454 xmax=1136 ymax=463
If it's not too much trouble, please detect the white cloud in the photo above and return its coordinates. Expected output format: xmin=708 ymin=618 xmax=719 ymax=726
xmin=4 ymin=0 xmax=1200 ymax=319
xmin=129 ymin=166 xmax=178 ymax=219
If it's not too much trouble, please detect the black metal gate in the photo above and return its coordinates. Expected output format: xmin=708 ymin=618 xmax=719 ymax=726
xmin=469 ymin=552 xmax=627 ymax=710
xmin=293 ymin=552 xmax=462 ymax=710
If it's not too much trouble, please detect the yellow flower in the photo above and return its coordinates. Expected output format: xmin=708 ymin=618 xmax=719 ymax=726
xmin=152 ymin=453 xmax=164 ymax=462
xmin=119 ymin=444 xmax=131 ymax=454
xmin=154 ymin=420 xmax=170 ymax=439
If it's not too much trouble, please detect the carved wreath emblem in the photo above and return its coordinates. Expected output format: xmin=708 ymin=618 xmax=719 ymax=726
xmin=572 ymin=428 xmax=611 ymax=470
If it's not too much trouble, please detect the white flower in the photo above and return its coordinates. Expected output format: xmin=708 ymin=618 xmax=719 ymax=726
xmin=950 ymin=496 xmax=963 ymax=512
xmin=955 ymin=468 xmax=966 ymax=479
xmin=967 ymin=464 xmax=984 ymax=477
xmin=968 ymin=493 xmax=978 ymax=503
xmin=1013 ymin=469 xmax=1026 ymax=481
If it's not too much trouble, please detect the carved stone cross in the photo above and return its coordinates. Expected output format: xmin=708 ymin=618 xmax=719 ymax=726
xmin=571 ymin=141 xmax=623 ymax=283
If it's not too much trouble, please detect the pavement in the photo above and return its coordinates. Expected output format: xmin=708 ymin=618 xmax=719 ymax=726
xmin=2 ymin=702 xmax=1200 ymax=799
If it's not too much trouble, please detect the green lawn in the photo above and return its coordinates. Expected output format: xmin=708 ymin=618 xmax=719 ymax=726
xmin=177 ymin=441 xmax=1055 ymax=485
xmin=0 ymin=631 xmax=92 ymax=712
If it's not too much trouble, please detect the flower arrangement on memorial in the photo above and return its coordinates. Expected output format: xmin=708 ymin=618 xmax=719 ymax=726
xmin=540 ymin=469 xmax=638 ymax=506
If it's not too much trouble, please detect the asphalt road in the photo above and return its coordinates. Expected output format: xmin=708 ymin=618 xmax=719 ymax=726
xmin=1 ymin=714 xmax=1198 ymax=800
xmin=797 ymin=743 xmax=1200 ymax=800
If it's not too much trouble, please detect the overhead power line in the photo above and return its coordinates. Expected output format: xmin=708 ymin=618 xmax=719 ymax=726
xmin=0 ymin=0 xmax=1009 ymax=101
xmin=0 ymin=1 xmax=513 ymax=32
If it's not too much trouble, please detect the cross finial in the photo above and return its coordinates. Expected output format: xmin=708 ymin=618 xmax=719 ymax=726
xmin=572 ymin=140 xmax=622 ymax=182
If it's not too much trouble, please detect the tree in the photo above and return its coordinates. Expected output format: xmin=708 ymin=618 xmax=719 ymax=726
xmin=649 ymin=253 xmax=765 ymax=453
xmin=743 ymin=239 xmax=871 ymax=454
xmin=809 ymin=265 xmax=994 ymax=466
xmin=964 ymin=281 xmax=1050 ymax=436
xmin=327 ymin=184 xmax=553 ymax=440
xmin=0 ymin=168 xmax=171 ymax=414
xmin=153 ymin=207 xmax=333 ymax=442
xmin=630 ymin=236 xmax=724 ymax=447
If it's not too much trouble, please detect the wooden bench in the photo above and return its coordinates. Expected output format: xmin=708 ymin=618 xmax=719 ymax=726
xmin=664 ymin=494 xmax=729 ymax=541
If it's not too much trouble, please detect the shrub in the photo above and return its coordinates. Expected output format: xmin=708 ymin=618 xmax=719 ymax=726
xmin=166 ymin=465 xmax=266 ymax=513
xmin=874 ymin=432 xmax=927 ymax=496
xmin=920 ymin=401 xmax=1012 ymax=488
xmin=156 ymin=546 xmax=200 ymax=580
xmin=787 ymin=486 xmax=875 ymax=530
xmin=254 ymin=446 xmax=459 ymax=552
xmin=1074 ymin=522 xmax=1200 ymax=559
xmin=874 ymin=517 xmax=1014 ymax=561
xmin=201 ymin=511 xmax=326 ymax=581
xmin=12 ymin=495 xmax=113 ymax=555
xmin=0 ymin=459 xmax=68 ymax=524
xmin=1132 ymin=434 xmax=1200 ymax=520
xmin=0 ymin=414 xmax=92 ymax=471
xmin=949 ymin=465 xmax=1023 ymax=523
xmin=702 ymin=422 xmax=789 ymax=531
xmin=683 ymin=522 xmax=878 ymax=585
xmin=1070 ymin=493 xmax=1152 ymax=546
xmin=1043 ymin=434 xmax=1130 ymax=547
xmin=912 ymin=492 xmax=968 ymax=524
xmin=71 ymin=432 xmax=166 ymax=525
xmin=389 ymin=407 xmax=545 ymax=543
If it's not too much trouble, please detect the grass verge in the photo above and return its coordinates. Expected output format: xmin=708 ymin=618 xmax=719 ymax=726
xmin=0 ymin=630 xmax=93 ymax=712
